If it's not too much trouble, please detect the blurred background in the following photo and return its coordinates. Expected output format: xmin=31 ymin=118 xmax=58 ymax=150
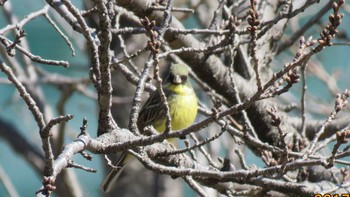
xmin=1 ymin=0 xmax=350 ymax=196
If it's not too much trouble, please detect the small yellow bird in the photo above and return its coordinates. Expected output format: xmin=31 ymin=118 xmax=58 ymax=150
xmin=100 ymin=64 xmax=198 ymax=192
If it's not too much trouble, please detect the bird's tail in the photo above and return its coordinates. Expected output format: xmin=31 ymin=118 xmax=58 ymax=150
xmin=100 ymin=152 xmax=129 ymax=193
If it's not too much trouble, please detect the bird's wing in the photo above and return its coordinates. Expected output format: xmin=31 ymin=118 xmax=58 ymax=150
xmin=137 ymin=89 xmax=171 ymax=132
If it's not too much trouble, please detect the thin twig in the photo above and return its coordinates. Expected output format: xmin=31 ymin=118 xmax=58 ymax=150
xmin=0 ymin=35 xmax=69 ymax=67
xmin=44 ymin=13 xmax=75 ymax=57
xmin=115 ymin=13 xmax=140 ymax=76
xmin=67 ymin=161 xmax=97 ymax=173
xmin=189 ymin=133 xmax=220 ymax=168
xmin=60 ymin=0 xmax=101 ymax=89
xmin=307 ymin=90 xmax=349 ymax=156
xmin=148 ymin=5 xmax=194 ymax=13
xmin=207 ymin=0 xmax=227 ymax=30
xmin=36 ymin=119 xmax=91 ymax=196
xmin=0 ymin=5 xmax=49 ymax=34
xmin=234 ymin=149 xmax=249 ymax=170
xmin=159 ymin=127 xmax=226 ymax=156
xmin=300 ymin=61 xmax=307 ymax=136
xmin=314 ymin=131 xmax=338 ymax=152
xmin=184 ymin=139 xmax=197 ymax=161
xmin=247 ymin=0 xmax=262 ymax=91
xmin=129 ymin=56 xmax=154 ymax=135
xmin=260 ymin=0 xmax=320 ymax=27
xmin=327 ymin=130 xmax=350 ymax=167
xmin=277 ymin=1 xmax=334 ymax=54
xmin=183 ymin=176 xmax=207 ymax=197
xmin=228 ymin=45 xmax=257 ymax=138
xmin=111 ymin=27 xmax=247 ymax=36
xmin=112 ymin=62 xmax=155 ymax=92
xmin=0 ymin=59 xmax=45 ymax=129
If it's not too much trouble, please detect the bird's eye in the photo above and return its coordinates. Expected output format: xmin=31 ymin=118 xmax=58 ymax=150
xmin=168 ymin=73 xmax=175 ymax=81
xmin=181 ymin=75 xmax=187 ymax=83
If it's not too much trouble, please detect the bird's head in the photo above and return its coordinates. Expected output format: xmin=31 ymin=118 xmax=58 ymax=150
xmin=166 ymin=64 xmax=189 ymax=85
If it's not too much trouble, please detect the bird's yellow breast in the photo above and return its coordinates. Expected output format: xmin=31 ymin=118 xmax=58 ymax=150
xmin=154 ymin=84 xmax=198 ymax=132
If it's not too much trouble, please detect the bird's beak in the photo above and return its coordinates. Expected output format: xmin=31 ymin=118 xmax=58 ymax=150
xmin=173 ymin=75 xmax=182 ymax=84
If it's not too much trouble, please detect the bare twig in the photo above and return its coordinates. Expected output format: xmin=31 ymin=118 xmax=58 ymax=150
xmin=0 ymin=35 xmax=69 ymax=67
xmin=183 ymin=176 xmax=207 ymax=197
xmin=0 ymin=5 xmax=49 ymax=34
xmin=44 ymin=13 xmax=75 ymax=56
xmin=60 ymin=0 xmax=101 ymax=89
xmin=277 ymin=1 xmax=334 ymax=53
xmin=36 ymin=119 xmax=90 ymax=196
xmin=247 ymin=0 xmax=262 ymax=91
xmin=67 ymin=161 xmax=97 ymax=173
xmin=0 ymin=59 xmax=45 ymax=129
xmin=159 ymin=127 xmax=225 ymax=156
xmin=148 ymin=5 xmax=194 ymax=13
xmin=307 ymin=90 xmax=349 ymax=156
